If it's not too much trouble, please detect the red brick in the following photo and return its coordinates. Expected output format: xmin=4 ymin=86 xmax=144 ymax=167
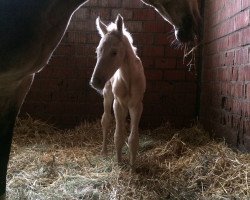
xmin=142 ymin=46 xmax=164 ymax=57
xmin=155 ymin=58 xmax=176 ymax=69
xmin=201 ymin=1 xmax=250 ymax=150
xmin=224 ymin=51 xmax=235 ymax=66
xmin=143 ymin=21 xmax=166 ymax=32
xmin=111 ymin=9 xmax=133 ymax=20
xmin=145 ymin=70 xmax=163 ymax=80
xmin=164 ymin=70 xmax=186 ymax=81
xmin=125 ymin=21 xmax=143 ymax=32
xmin=122 ymin=0 xmax=143 ymax=8
xmin=68 ymin=21 xmax=94 ymax=31
xmin=146 ymin=81 xmax=174 ymax=93
xmin=72 ymin=8 xmax=90 ymax=20
xmin=154 ymin=33 xmax=172 ymax=45
xmin=235 ymin=48 xmax=249 ymax=65
xmin=75 ymin=44 xmax=96 ymax=56
xmin=133 ymin=33 xmax=154 ymax=45
xmin=84 ymin=0 xmax=98 ymax=7
xmin=54 ymin=44 xmax=75 ymax=56
xmin=165 ymin=47 xmax=183 ymax=57
xmin=242 ymin=26 xmax=250 ymax=45
xmin=231 ymin=83 xmax=244 ymax=98
xmin=246 ymin=84 xmax=250 ymax=99
xmin=141 ymin=57 xmax=155 ymax=68
xmin=234 ymin=10 xmax=250 ymax=30
xmin=242 ymin=0 xmax=250 ymax=10
xmin=230 ymin=67 xmax=239 ymax=81
xmin=86 ymin=33 xmax=100 ymax=43
xmin=99 ymin=0 xmax=121 ymax=7
xmin=213 ymin=18 xmax=234 ymax=39
xmin=89 ymin=8 xmax=111 ymax=20
xmin=186 ymin=71 xmax=197 ymax=81
xmin=133 ymin=8 xmax=155 ymax=20
xmin=174 ymin=83 xmax=196 ymax=94
xmin=228 ymin=32 xmax=241 ymax=50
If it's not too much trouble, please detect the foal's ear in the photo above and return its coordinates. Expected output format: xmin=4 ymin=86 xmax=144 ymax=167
xmin=115 ymin=14 xmax=124 ymax=33
xmin=96 ymin=17 xmax=107 ymax=37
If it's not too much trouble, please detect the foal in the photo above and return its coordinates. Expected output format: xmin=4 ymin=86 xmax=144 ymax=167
xmin=90 ymin=15 xmax=146 ymax=166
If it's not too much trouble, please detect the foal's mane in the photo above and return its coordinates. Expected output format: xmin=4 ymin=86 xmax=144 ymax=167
xmin=107 ymin=22 xmax=137 ymax=54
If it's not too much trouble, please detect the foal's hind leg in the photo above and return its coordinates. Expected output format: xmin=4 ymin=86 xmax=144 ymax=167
xmin=128 ymin=102 xmax=143 ymax=167
xmin=113 ymin=99 xmax=127 ymax=164
xmin=101 ymin=82 xmax=114 ymax=156
xmin=0 ymin=75 xmax=34 ymax=199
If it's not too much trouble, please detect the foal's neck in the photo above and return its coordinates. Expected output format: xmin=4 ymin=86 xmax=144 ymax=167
xmin=119 ymin=40 xmax=138 ymax=80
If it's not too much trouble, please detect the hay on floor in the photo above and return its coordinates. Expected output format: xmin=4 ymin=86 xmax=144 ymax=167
xmin=7 ymin=116 xmax=250 ymax=199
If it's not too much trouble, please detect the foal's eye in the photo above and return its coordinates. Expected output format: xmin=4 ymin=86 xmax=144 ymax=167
xmin=111 ymin=51 xmax=117 ymax=56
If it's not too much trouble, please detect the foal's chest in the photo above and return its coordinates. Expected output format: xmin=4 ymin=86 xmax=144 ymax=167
xmin=112 ymin=78 xmax=129 ymax=101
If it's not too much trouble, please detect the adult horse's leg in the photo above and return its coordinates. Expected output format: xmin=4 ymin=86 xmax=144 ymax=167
xmin=0 ymin=192 xmax=5 ymax=200
xmin=0 ymin=75 xmax=34 ymax=199
xmin=113 ymin=99 xmax=127 ymax=164
xmin=128 ymin=102 xmax=143 ymax=167
xmin=101 ymin=81 xmax=114 ymax=155
xmin=0 ymin=102 xmax=18 ymax=200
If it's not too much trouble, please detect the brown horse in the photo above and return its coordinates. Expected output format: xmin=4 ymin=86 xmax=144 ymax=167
xmin=141 ymin=0 xmax=201 ymax=43
xmin=0 ymin=0 xmax=201 ymax=199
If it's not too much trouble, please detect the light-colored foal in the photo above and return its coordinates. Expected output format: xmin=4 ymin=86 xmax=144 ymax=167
xmin=90 ymin=15 xmax=146 ymax=166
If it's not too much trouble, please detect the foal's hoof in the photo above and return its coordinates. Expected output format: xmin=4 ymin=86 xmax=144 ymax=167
xmin=117 ymin=161 xmax=128 ymax=170
xmin=129 ymin=163 xmax=137 ymax=173
xmin=0 ymin=193 xmax=6 ymax=200
xmin=101 ymin=150 xmax=108 ymax=157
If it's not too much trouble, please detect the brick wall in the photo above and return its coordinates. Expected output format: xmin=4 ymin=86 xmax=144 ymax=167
xmin=201 ymin=0 xmax=250 ymax=150
xmin=20 ymin=0 xmax=197 ymax=128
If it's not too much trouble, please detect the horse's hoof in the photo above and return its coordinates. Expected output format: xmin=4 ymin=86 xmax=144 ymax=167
xmin=0 ymin=193 xmax=6 ymax=200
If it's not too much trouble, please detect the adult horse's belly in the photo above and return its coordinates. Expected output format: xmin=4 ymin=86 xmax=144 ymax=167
xmin=0 ymin=1 xmax=73 ymax=90
xmin=0 ymin=38 xmax=57 ymax=95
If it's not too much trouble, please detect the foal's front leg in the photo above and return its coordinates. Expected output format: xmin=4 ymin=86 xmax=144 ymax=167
xmin=128 ymin=102 xmax=143 ymax=166
xmin=101 ymin=82 xmax=114 ymax=155
xmin=113 ymin=99 xmax=127 ymax=164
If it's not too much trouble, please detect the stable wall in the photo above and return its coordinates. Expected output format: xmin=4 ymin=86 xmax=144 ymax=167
xmin=20 ymin=0 xmax=197 ymax=128
xmin=201 ymin=0 xmax=250 ymax=150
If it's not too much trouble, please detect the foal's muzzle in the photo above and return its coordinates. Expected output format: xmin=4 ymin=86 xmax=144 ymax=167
xmin=89 ymin=77 xmax=106 ymax=92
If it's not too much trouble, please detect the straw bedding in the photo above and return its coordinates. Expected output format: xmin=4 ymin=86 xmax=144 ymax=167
xmin=7 ymin=117 xmax=250 ymax=199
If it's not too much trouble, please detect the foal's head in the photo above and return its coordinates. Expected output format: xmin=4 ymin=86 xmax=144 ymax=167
xmin=90 ymin=14 xmax=133 ymax=92
xmin=141 ymin=0 xmax=201 ymax=43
